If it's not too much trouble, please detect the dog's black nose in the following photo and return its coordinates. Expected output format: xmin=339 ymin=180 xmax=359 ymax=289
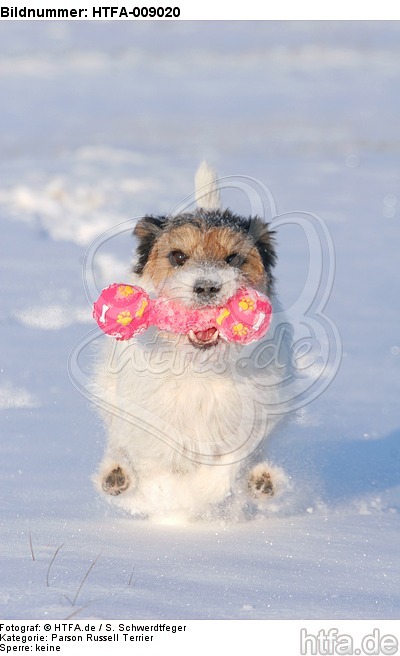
xmin=193 ymin=279 xmax=222 ymax=299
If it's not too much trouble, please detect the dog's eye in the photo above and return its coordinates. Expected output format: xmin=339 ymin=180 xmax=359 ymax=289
xmin=225 ymin=253 xmax=245 ymax=267
xmin=169 ymin=250 xmax=189 ymax=267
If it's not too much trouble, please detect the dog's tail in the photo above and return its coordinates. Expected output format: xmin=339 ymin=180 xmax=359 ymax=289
xmin=195 ymin=161 xmax=221 ymax=210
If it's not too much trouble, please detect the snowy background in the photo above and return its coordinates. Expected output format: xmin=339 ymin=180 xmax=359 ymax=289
xmin=0 ymin=20 xmax=399 ymax=619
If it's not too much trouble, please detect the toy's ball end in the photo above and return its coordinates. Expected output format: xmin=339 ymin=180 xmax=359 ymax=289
xmin=93 ymin=283 xmax=150 ymax=340
xmin=217 ymin=289 xmax=272 ymax=344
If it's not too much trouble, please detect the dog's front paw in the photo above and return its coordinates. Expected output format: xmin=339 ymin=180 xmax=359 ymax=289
xmin=248 ymin=465 xmax=274 ymax=498
xmin=102 ymin=466 xmax=130 ymax=496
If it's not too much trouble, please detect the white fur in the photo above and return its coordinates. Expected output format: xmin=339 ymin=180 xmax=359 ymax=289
xmin=93 ymin=327 xmax=284 ymax=519
xmin=195 ymin=161 xmax=221 ymax=210
xmin=149 ymin=262 xmax=238 ymax=307
xmin=93 ymin=166 xmax=286 ymax=520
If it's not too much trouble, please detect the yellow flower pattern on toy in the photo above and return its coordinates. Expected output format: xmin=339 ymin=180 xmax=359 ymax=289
xmin=238 ymin=296 xmax=255 ymax=312
xmin=232 ymin=323 xmax=249 ymax=337
xmin=117 ymin=311 xmax=133 ymax=325
xmin=135 ymin=298 xmax=148 ymax=318
xmin=117 ymin=285 xmax=135 ymax=298
xmin=216 ymin=308 xmax=230 ymax=325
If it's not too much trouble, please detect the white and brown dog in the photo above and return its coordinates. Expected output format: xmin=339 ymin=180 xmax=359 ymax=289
xmin=93 ymin=163 xmax=287 ymax=520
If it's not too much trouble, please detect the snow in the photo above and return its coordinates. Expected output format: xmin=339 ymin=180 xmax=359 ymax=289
xmin=1 ymin=20 xmax=399 ymax=620
xmin=0 ymin=382 xmax=39 ymax=410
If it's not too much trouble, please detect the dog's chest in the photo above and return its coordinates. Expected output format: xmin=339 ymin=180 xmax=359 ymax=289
xmin=141 ymin=370 xmax=238 ymax=414
xmin=130 ymin=365 xmax=247 ymax=441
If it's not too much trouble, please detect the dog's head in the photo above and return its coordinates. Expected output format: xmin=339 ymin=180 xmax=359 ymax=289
xmin=133 ymin=209 xmax=276 ymax=348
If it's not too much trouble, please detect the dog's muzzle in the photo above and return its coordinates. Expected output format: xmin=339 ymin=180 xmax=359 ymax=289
xmin=187 ymin=278 xmax=224 ymax=347
xmin=193 ymin=278 xmax=222 ymax=303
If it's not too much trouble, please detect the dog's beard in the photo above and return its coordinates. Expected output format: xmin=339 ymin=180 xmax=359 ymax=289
xmin=138 ymin=326 xmax=232 ymax=378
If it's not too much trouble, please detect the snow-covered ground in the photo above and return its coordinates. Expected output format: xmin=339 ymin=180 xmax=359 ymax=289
xmin=0 ymin=21 xmax=399 ymax=620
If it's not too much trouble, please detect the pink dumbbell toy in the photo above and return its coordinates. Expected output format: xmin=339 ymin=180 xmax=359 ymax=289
xmin=93 ymin=283 xmax=272 ymax=345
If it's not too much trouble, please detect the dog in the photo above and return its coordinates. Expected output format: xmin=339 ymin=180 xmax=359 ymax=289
xmin=93 ymin=163 xmax=287 ymax=520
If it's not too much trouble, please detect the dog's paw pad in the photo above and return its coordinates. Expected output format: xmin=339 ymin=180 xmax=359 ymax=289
xmin=102 ymin=466 xmax=130 ymax=496
xmin=248 ymin=470 xmax=274 ymax=498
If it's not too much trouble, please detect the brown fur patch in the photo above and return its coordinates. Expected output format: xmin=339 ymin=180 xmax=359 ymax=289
xmin=143 ymin=222 xmax=267 ymax=290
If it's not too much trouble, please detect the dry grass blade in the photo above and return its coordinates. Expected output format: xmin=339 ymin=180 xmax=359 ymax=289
xmin=29 ymin=530 xmax=35 ymax=561
xmin=64 ymin=603 xmax=90 ymax=620
xmin=72 ymin=554 xmax=100 ymax=606
xmin=128 ymin=566 xmax=135 ymax=586
xmin=46 ymin=543 xmax=64 ymax=587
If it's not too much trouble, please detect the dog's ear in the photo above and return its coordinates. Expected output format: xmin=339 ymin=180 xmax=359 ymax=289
xmin=248 ymin=217 xmax=277 ymax=285
xmin=133 ymin=215 xmax=167 ymax=275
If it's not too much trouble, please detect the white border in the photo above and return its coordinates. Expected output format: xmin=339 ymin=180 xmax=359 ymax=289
xmin=0 ymin=0 xmax=400 ymax=20
xmin=0 ymin=620 xmax=399 ymax=654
